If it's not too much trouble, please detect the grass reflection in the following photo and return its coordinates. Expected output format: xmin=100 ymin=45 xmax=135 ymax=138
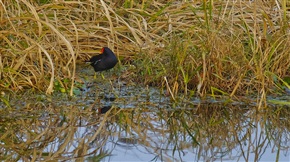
xmin=1 ymin=100 xmax=290 ymax=161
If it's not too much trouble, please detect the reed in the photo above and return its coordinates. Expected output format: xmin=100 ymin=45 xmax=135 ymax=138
xmin=0 ymin=0 xmax=289 ymax=98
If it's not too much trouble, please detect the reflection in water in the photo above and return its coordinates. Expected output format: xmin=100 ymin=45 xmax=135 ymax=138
xmin=1 ymin=81 xmax=290 ymax=161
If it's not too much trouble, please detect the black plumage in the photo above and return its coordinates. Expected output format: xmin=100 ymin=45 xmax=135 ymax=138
xmin=87 ymin=47 xmax=118 ymax=72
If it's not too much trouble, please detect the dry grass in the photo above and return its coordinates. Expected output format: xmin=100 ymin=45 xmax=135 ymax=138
xmin=0 ymin=0 xmax=289 ymax=99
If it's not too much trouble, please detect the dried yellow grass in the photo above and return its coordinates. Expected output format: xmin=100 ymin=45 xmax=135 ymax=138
xmin=0 ymin=0 xmax=289 ymax=97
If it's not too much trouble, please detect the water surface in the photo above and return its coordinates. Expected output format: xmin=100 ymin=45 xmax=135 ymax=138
xmin=1 ymin=68 xmax=290 ymax=162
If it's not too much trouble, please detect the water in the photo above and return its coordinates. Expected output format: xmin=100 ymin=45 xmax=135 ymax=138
xmin=1 ymin=69 xmax=290 ymax=162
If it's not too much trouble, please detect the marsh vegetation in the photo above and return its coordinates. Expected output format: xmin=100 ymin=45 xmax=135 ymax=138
xmin=0 ymin=0 xmax=290 ymax=161
xmin=1 ymin=0 xmax=290 ymax=98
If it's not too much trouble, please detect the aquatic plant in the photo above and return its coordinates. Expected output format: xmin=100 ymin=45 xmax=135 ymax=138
xmin=0 ymin=0 xmax=289 ymax=100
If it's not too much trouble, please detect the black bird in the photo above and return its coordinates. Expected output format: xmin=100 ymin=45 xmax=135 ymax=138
xmin=87 ymin=47 xmax=118 ymax=72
